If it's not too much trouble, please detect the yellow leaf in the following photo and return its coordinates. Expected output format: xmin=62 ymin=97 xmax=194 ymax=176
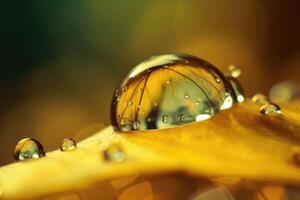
xmin=1 ymin=100 xmax=300 ymax=199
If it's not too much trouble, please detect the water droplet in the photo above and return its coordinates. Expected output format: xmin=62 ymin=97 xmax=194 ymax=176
xmin=60 ymin=138 xmax=77 ymax=151
xmin=162 ymin=115 xmax=168 ymax=123
xmin=260 ymin=103 xmax=282 ymax=115
xmin=184 ymin=93 xmax=189 ymax=99
xmin=111 ymin=54 xmax=238 ymax=131
xmin=132 ymin=120 xmax=140 ymax=130
xmin=228 ymin=64 xmax=241 ymax=78
xmin=103 ymin=144 xmax=126 ymax=162
xmin=14 ymin=138 xmax=45 ymax=161
xmin=215 ymin=77 xmax=221 ymax=84
xmin=252 ymin=93 xmax=268 ymax=104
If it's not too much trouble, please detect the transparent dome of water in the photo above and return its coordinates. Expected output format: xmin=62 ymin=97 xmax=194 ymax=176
xmin=111 ymin=54 xmax=238 ymax=131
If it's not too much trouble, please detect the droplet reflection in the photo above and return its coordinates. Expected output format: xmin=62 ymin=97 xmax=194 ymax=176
xmin=14 ymin=138 xmax=45 ymax=161
xmin=111 ymin=54 xmax=238 ymax=131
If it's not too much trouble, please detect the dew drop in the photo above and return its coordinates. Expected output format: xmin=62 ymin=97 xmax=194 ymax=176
xmin=14 ymin=138 xmax=45 ymax=161
xmin=260 ymin=103 xmax=282 ymax=115
xmin=228 ymin=64 xmax=241 ymax=78
xmin=103 ymin=144 xmax=126 ymax=162
xmin=215 ymin=77 xmax=221 ymax=84
xmin=60 ymin=138 xmax=77 ymax=152
xmin=252 ymin=93 xmax=269 ymax=104
xmin=162 ymin=115 xmax=169 ymax=123
xmin=111 ymin=54 xmax=238 ymax=131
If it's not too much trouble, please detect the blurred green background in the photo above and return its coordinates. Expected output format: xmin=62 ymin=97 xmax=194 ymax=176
xmin=1 ymin=0 xmax=300 ymax=165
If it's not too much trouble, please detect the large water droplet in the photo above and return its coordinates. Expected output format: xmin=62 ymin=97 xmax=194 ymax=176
xmin=14 ymin=138 xmax=45 ymax=161
xmin=111 ymin=54 xmax=238 ymax=131
xmin=260 ymin=103 xmax=282 ymax=115
xmin=60 ymin=138 xmax=77 ymax=151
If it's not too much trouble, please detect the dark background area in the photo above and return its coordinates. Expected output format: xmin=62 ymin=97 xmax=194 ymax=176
xmin=1 ymin=0 xmax=300 ymax=165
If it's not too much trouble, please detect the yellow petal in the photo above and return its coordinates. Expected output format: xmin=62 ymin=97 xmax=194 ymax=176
xmin=1 ymin=100 xmax=300 ymax=199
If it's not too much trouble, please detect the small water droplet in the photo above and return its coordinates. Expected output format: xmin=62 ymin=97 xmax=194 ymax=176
xmin=195 ymin=101 xmax=200 ymax=106
xmin=14 ymin=138 xmax=45 ymax=161
xmin=184 ymin=93 xmax=189 ymax=99
xmin=166 ymin=80 xmax=171 ymax=85
xmin=153 ymin=102 xmax=158 ymax=107
xmin=252 ymin=93 xmax=269 ymax=104
xmin=178 ymin=114 xmax=185 ymax=122
xmin=103 ymin=144 xmax=126 ymax=162
xmin=132 ymin=120 xmax=140 ymax=130
xmin=162 ymin=115 xmax=168 ymax=123
xmin=228 ymin=64 xmax=241 ymax=78
xmin=260 ymin=103 xmax=282 ymax=115
xmin=60 ymin=138 xmax=77 ymax=151
xmin=147 ymin=117 xmax=151 ymax=122
xmin=215 ymin=77 xmax=221 ymax=84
